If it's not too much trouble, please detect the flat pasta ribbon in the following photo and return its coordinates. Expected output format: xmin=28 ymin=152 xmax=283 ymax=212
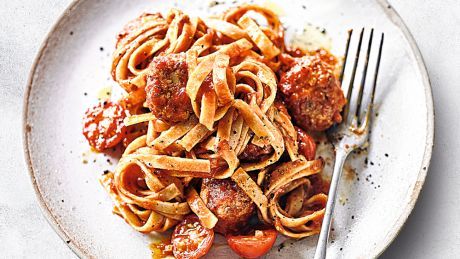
xmin=101 ymin=4 xmax=331 ymax=238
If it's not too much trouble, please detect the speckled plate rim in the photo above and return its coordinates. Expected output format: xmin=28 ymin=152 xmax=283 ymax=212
xmin=22 ymin=0 xmax=434 ymax=258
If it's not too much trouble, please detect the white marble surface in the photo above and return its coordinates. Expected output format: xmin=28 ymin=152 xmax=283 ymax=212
xmin=0 ymin=0 xmax=458 ymax=258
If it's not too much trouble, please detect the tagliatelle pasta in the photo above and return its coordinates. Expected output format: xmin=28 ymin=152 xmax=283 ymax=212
xmin=81 ymin=3 xmax=347 ymax=257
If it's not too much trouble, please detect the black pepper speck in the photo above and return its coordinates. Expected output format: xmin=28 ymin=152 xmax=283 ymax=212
xmin=278 ymin=243 xmax=285 ymax=252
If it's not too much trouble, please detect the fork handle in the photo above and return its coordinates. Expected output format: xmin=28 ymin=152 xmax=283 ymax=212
xmin=314 ymin=148 xmax=349 ymax=259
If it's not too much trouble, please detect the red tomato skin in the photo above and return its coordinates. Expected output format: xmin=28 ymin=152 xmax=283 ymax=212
xmin=295 ymin=126 xmax=317 ymax=160
xmin=82 ymin=101 xmax=127 ymax=151
xmin=226 ymin=229 xmax=278 ymax=258
xmin=171 ymin=215 xmax=214 ymax=259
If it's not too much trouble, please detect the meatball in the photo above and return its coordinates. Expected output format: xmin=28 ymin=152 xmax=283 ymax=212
xmin=239 ymin=143 xmax=273 ymax=162
xmin=200 ymin=178 xmax=255 ymax=234
xmin=279 ymin=54 xmax=346 ymax=131
xmin=145 ymin=53 xmax=193 ymax=124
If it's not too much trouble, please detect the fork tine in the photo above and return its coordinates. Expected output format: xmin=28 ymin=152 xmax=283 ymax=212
xmin=361 ymin=33 xmax=384 ymax=130
xmin=355 ymin=29 xmax=374 ymax=124
xmin=315 ymin=31 xmax=384 ymax=259
xmin=342 ymin=28 xmax=364 ymax=123
xmin=371 ymin=33 xmax=384 ymax=105
xmin=339 ymin=30 xmax=353 ymax=84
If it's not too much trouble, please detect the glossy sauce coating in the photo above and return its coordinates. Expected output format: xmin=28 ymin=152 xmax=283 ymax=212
xmin=150 ymin=239 xmax=173 ymax=259
xmin=239 ymin=143 xmax=273 ymax=162
xmin=295 ymin=126 xmax=317 ymax=161
xmin=196 ymin=73 xmax=214 ymax=102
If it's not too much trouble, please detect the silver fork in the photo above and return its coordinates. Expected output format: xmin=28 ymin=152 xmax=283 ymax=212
xmin=314 ymin=28 xmax=384 ymax=259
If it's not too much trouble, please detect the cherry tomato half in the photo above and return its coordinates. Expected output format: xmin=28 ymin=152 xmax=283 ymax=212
xmin=295 ymin=126 xmax=317 ymax=161
xmin=172 ymin=215 xmax=214 ymax=259
xmin=227 ymin=229 xmax=278 ymax=258
xmin=83 ymin=101 xmax=127 ymax=151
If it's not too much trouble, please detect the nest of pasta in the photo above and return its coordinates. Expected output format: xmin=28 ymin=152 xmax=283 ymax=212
xmin=82 ymin=4 xmax=346 ymax=256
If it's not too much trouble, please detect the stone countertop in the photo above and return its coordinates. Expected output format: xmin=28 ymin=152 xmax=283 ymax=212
xmin=0 ymin=0 xmax=458 ymax=258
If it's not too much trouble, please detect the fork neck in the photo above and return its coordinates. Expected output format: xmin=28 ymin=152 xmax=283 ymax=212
xmin=335 ymin=145 xmax=353 ymax=157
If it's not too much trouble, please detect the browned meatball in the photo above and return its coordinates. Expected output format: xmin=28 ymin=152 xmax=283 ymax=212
xmin=145 ymin=53 xmax=193 ymax=124
xmin=200 ymin=178 xmax=255 ymax=234
xmin=239 ymin=143 xmax=273 ymax=162
xmin=279 ymin=53 xmax=346 ymax=132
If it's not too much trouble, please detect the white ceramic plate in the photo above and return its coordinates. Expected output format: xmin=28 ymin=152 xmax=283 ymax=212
xmin=23 ymin=0 xmax=434 ymax=258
